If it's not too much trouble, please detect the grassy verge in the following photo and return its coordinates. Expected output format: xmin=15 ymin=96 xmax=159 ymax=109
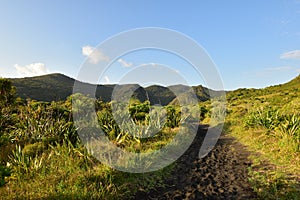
xmin=0 ymin=138 xmax=173 ymax=199
xmin=224 ymin=91 xmax=300 ymax=199
xmin=227 ymin=123 xmax=300 ymax=199
xmin=0 ymin=90 xmax=180 ymax=199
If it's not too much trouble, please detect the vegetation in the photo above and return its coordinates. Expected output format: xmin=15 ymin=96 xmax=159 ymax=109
xmin=222 ymin=75 xmax=300 ymax=199
xmin=1 ymin=74 xmax=300 ymax=199
xmin=9 ymin=73 xmax=216 ymax=104
xmin=0 ymin=78 xmax=192 ymax=199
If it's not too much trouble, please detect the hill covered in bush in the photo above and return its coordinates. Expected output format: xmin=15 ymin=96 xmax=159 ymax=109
xmin=9 ymin=73 xmax=219 ymax=105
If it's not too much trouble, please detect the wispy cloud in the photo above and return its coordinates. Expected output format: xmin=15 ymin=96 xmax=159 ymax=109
xmin=104 ymin=76 xmax=110 ymax=84
xmin=14 ymin=63 xmax=49 ymax=77
xmin=82 ymin=45 xmax=109 ymax=64
xmin=117 ymin=59 xmax=133 ymax=67
xmin=280 ymin=50 xmax=300 ymax=60
xmin=139 ymin=63 xmax=158 ymax=67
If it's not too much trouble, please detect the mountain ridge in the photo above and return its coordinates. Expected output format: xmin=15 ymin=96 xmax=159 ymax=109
xmin=9 ymin=73 xmax=215 ymax=105
xmin=10 ymin=73 xmax=300 ymax=105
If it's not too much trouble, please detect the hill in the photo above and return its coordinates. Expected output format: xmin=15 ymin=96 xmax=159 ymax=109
xmin=221 ymin=74 xmax=300 ymax=198
xmin=10 ymin=73 xmax=75 ymax=102
xmin=9 ymin=73 xmax=216 ymax=105
xmin=226 ymin=74 xmax=300 ymax=107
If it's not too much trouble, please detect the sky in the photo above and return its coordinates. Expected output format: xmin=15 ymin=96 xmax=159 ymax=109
xmin=0 ymin=0 xmax=300 ymax=90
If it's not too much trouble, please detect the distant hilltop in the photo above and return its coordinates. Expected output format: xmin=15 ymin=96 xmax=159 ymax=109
xmin=9 ymin=73 xmax=222 ymax=105
xmin=9 ymin=73 xmax=300 ymax=105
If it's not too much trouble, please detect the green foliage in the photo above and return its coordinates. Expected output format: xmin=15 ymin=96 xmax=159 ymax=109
xmin=0 ymin=78 xmax=15 ymax=106
xmin=9 ymin=145 xmax=32 ymax=175
xmin=245 ymin=108 xmax=282 ymax=130
xmin=10 ymin=73 xmax=219 ymax=105
xmin=249 ymin=168 xmax=300 ymax=199
xmin=244 ymin=107 xmax=300 ymax=152
xmin=97 ymin=107 xmax=121 ymax=141
xmin=145 ymin=85 xmax=177 ymax=106
xmin=277 ymin=114 xmax=300 ymax=152
xmin=0 ymin=96 xmax=173 ymax=199
xmin=22 ymin=142 xmax=45 ymax=157
xmin=95 ymin=101 xmax=180 ymax=152
xmin=165 ymin=105 xmax=181 ymax=128
xmin=10 ymin=73 xmax=75 ymax=102
xmin=0 ymin=165 xmax=10 ymax=187
xmin=0 ymin=78 xmax=17 ymax=136
xmin=129 ymin=100 xmax=150 ymax=122
xmin=11 ymin=101 xmax=77 ymax=144
xmin=3 ymin=73 xmax=300 ymax=199
xmin=226 ymin=75 xmax=300 ymax=199
xmin=199 ymin=106 xmax=209 ymax=120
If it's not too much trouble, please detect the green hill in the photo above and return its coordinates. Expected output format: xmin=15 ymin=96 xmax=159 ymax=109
xmin=226 ymin=74 xmax=300 ymax=107
xmin=9 ymin=73 xmax=217 ymax=105
xmin=10 ymin=73 xmax=75 ymax=101
xmin=221 ymin=74 xmax=300 ymax=199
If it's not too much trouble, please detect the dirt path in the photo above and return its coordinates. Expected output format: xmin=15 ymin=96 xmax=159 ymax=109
xmin=135 ymin=125 xmax=256 ymax=199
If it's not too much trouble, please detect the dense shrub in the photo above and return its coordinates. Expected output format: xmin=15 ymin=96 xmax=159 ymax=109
xmin=244 ymin=107 xmax=300 ymax=152
xmin=128 ymin=101 xmax=150 ymax=122
xmin=165 ymin=106 xmax=181 ymax=128
xmin=0 ymin=165 xmax=10 ymax=187
xmin=244 ymin=108 xmax=282 ymax=130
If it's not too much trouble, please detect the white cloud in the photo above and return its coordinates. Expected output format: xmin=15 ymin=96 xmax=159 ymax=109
xmin=14 ymin=63 xmax=49 ymax=77
xmin=82 ymin=45 xmax=109 ymax=64
xmin=139 ymin=63 xmax=158 ymax=67
xmin=104 ymin=76 xmax=110 ymax=84
xmin=280 ymin=50 xmax=300 ymax=60
xmin=117 ymin=59 xmax=133 ymax=67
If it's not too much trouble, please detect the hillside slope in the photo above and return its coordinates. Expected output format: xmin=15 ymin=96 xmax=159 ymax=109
xmin=9 ymin=73 xmax=215 ymax=105
xmin=222 ymin=74 xmax=300 ymax=198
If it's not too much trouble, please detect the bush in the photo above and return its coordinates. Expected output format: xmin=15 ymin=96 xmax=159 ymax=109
xmin=0 ymin=78 xmax=15 ymax=106
xmin=277 ymin=114 xmax=300 ymax=152
xmin=22 ymin=142 xmax=45 ymax=157
xmin=244 ymin=108 xmax=300 ymax=152
xmin=11 ymin=101 xmax=77 ymax=144
xmin=244 ymin=108 xmax=282 ymax=130
xmin=0 ymin=165 xmax=10 ymax=187
xmin=165 ymin=106 xmax=181 ymax=128
xmin=128 ymin=101 xmax=150 ymax=122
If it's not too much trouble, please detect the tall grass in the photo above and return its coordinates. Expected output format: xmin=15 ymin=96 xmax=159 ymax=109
xmin=245 ymin=107 xmax=300 ymax=152
xmin=224 ymin=88 xmax=300 ymax=199
xmin=0 ymin=93 xmax=178 ymax=199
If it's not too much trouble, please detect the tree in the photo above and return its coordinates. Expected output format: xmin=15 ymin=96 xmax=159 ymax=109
xmin=0 ymin=78 xmax=16 ymax=135
xmin=0 ymin=78 xmax=15 ymax=107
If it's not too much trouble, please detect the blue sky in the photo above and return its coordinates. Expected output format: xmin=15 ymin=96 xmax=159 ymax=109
xmin=0 ymin=0 xmax=300 ymax=90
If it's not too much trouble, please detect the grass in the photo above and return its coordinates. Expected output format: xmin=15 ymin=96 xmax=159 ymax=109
xmin=1 ymin=138 xmax=173 ymax=199
xmin=228 ymin=125 xmax=300 ymax=199
xmin=0 ymin=88 xmax=178 ymax=199
xmin=223 ymin=82 xmax=300 ymax=199
xmin=2 ymin=76 xmax=300 ymax=199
